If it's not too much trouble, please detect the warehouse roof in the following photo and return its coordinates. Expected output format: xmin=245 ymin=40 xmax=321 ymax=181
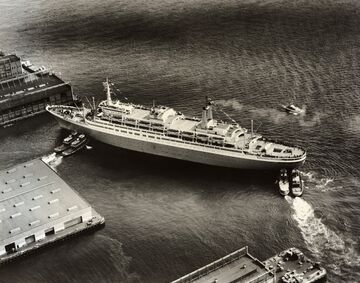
xmin=0 ymin=159 xmax=90 ymax=242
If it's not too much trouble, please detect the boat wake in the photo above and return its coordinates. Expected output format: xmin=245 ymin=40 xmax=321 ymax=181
xmin=348 ymin=114 xmax=360 ymax=135
xmin=298 ymin=112 xmax=325 ymax=128
xmin=216 ymin=98 xmax=328 ymax=128
xmin=214 ymin=98 xmax=243 ymax=111
xmin=286 ymin=197 xmax=360 ymax=276
xmin=300 ymin=170 xmax=339 ymax=192
xmin=41 ymin=153 xmax=63 ymax=172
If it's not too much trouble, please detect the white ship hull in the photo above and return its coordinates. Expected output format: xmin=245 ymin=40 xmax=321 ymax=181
xmin=52 ymin=114 xmax=305 ymax=170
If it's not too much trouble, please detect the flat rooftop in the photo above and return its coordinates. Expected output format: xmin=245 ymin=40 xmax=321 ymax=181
xmin=0 ymin=159 xmax=90 ymax=243
xmin=0 ymin=54 xmax=20 ymax=63
xmin=0 ymin=68 xmax=71 ymax=112
xmin=0 ymin=69 xmax=67 ymax=100
xmin=171 ymin=247 xmax=273 ymax=283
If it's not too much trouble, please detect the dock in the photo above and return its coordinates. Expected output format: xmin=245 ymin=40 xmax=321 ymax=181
xmin=171 ymin=247 xmax=274 ymax=283
xmin=170 ymin=247 xmax=326 ymax=283
xmin=0 ymin=159 xmax=104 ymax=265
xmin=264 ymin=248 xmax=326 ymax=283
xmin=0 ymin=53 xmax=75 ymax=126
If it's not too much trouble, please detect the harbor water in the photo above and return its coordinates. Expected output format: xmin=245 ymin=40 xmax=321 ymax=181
xmin=0 ymin=0 xmax=359 ymax=282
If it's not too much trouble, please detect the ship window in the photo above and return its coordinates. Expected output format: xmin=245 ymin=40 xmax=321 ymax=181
xmin=139 ymin=125 xmax=149 ymax=129
xmin=5 ymin=243 xmax=16 ymax=254
xmin=273 ymin=148 xmax=282 ymax=153
xmin=45 ymin=227 xmax=55 ymax=236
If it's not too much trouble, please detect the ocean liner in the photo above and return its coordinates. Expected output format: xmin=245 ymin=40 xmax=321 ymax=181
xmin=46 ymin=79 xmax=306 ymax=169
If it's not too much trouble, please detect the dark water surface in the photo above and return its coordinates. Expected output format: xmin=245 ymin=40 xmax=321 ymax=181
xmin=0 ymin=0 xmax=359 ymax=282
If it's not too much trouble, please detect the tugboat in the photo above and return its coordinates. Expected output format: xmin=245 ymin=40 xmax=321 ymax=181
xmin=62 ymin=131 xmax=79 ymax=145
xmin=291 ymin=169 xmax=304 ymax=197
xmin=54 ymin=131 xmax=79 ymax=153
xmin=278 ymin=168 xmax=290 ymax=196
xmin=281 ymin=104 xmax=304 ymax=116
xmin=62 ymin=134 xmax=88 ymax=157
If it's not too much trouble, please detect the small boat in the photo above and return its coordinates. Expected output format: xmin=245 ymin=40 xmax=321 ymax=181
xmin=281 ymin=104 xmax=304 ymax=115
xmin=291 ymin=169 xmax=304 ymax=197
xmin=62 ymin=134 xmax=88 ymax=157
xmin=62 ymin=131 xmax=79 ymax=145
xmin=278 ymin=168 xmax=290 ymax=196
xmin=54 ymin=131 xmax=79 ymax=153
xmin=54 ymin=143 xmax=70 ymax=153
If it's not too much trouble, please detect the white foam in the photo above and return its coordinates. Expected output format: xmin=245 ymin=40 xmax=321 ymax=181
xmin=41 ymin=153 xmax=63 ymax=172
xmin=41 ymin=153 xmax=57 ymax=164
xmin=214 ymin=99 xmax=243 ymax=111
xmin=299 ymin=170 xmax=315 ymax=181
xmin=284 ymin=195 xmax=293 ymax=204
xmin=289 ymin=197 xmax=360 ymax=274
xmin=300 ymin=171 xmax=337 ymax=192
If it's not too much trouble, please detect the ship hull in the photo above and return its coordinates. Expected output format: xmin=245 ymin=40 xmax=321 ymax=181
xmin=51 ymin=113 xmax=305 ymax=170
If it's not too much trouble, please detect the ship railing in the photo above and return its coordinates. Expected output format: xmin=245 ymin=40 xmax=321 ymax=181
xmin=170 ymin=247 xmax=249 ymax=283
xmin=85 ymin=117 xmax=305 ymax=161
xmin=247 ymin=270 xmax=275 ymax=283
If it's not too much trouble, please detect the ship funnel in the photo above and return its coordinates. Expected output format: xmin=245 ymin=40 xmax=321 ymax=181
xmin=201 ymin=106 xmax=208 ymax=128
xmin=204 ymin=97 xmax=213 ymax=121
xmin=105 ymin=78 xmax=112 ymax=106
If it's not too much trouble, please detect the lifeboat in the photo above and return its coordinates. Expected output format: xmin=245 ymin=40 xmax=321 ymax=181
xmin=196 ymin=134 xmax=209 ymax=143
xmin=167 ymin=129 xmax=180 ymax=138
xmin=151 ymin=122 xmax=164 ymax=132
xmin=211 ymin=136 xmax=224 ymax=145
xmin=138 ymin=120 xmax=150 ymax=129
xmin=181 ymin=131 xmax=195 ymax=141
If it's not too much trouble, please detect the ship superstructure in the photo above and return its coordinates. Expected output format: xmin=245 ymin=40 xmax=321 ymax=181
xmin=46 ymin=79 xmax=306 ymax=169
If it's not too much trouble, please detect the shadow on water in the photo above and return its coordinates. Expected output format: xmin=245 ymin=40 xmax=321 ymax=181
xmin=0 ymin=233 xmax=141 ymax=283
xmin=20 ymin=1 xmax=359 ymax=49
xmin=82 ymin=139 xmax=279 ymax=193
xmin=0 ymin=113 xmax=56 ymax=139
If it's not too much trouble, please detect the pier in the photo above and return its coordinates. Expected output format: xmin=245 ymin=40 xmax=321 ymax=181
xmin=170 ymin=247 xmax=274 ymax=283
xmin=170 ymin=247 xmax=326 ymax=283
xmin=0 ymin=53 xmax=74 ymax=126
xmin=0 ymin=159 xmax=104 ymax=264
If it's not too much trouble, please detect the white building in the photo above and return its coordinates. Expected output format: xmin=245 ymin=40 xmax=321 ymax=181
xmin=0 ymin=54 xmax=22 ymax=81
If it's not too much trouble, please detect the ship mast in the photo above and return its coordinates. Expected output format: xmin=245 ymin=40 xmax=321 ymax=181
xmin=251 ymin=119 xmax=254 ymax=138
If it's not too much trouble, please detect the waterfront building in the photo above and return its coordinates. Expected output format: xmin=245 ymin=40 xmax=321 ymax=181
xmin=0 ymin=54 xmax=22 ymax=81
xmin=0 ymin=159 xmax=102 ymax=260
